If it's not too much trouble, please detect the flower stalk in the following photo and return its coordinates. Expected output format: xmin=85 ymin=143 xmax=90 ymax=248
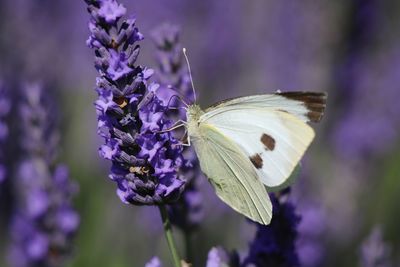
xmin=159 ymin=205 xmax=181 ymax=267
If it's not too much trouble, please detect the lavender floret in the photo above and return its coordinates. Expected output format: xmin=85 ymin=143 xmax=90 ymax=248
xmin=85 ymin=0 xmax=185 ymax=205
xmin=8 ymin=83 xmax=79 ymax=267
xmin=152 ymin=23 xmax=203 ymax=231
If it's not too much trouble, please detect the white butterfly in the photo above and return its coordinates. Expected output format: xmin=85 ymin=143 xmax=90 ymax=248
xmin=168 ymin=49 xmax=328 ymax=225
xmin=184 ymin=92 xmax=327 ymax=225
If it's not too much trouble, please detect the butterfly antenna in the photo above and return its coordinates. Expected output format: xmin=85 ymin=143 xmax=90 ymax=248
xmin=167 ymin=94 xmax=188 ymax=109
xmin=183 ymin=48 xmax=197 ymax=103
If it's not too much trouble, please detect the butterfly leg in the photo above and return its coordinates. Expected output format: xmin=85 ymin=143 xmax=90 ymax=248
xmin=186 ymin=133 xmax=191 ymax=147
xmin=157 ymin=120 xmax=187 ymax=133
xmin=180 ymin=130 xmax=191 ymax=147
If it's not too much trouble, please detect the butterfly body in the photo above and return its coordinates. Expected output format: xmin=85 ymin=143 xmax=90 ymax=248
xmin=185 ymin=92 xmax=327 ymax=225
xmin=186 ymin=104 xmax=204 ymax=138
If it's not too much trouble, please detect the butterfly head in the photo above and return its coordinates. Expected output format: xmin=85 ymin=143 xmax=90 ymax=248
xmin=186 ymin=104 xmax=203 ymax=123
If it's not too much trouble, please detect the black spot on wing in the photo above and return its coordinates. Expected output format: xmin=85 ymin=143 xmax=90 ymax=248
xmin=250 ymin=154 xmax=263 ymax=169
xmin=261 ymin=133 xmax=275 ymax=151
xmin=278 ymin=91 xmax=327 ymax=122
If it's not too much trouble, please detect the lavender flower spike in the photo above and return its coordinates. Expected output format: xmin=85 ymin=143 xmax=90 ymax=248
xmin=0 ymin=81 xmax=11 ymax=183
xmin=85 ymin=0 xmax=185 ymax=205
xmin=152 ymin=23 xmax=203 ymax=231
xmin=8 ymin=83 xmax=79 ymax=267
xmin=243 ymin=190 xmax=301 ymax=267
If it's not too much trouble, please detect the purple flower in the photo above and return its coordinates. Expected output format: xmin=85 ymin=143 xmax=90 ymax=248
xmin=26 ymin=189 xmax=49 ymax=218
xmin=151 ymin=23 xmax=194 ymax=107
xmin=205 ymin=246 xmax=240 ymax=267
xmin=9 ymin=217 xmax=49 ymax=264
xmin=152 ymin=23 xmax=203 ymax=231
xmin=18 ymin=83 xmax=59 ymax=163
xmin=359 ymin=226 xmax=392 ymax=267
xmin=8 ymin=84 xmax=79 ymax=267
xmin=85 ymin=0 xmax=185 ymax=205
xmin=56 ymin=206 xmax=80 ymax=234
xmin=330 ymin=0 xmax=400 ymax=161
xmin=206 ymin=247 xmax=231 ymax=267
xmin=332 ymin=51 xmax=400 ymax=160
xmin=0 ymin=81 xmax=10 ymax=183
xmin=296 ymin=201 xmax=327 ymax=267
xmin=145 ymin=257 xmax=162 ymax=267
xmin=243 ymin=190 xmax=301 ymax=267
xmin=97 ymin=0 xmax=126 ymax=23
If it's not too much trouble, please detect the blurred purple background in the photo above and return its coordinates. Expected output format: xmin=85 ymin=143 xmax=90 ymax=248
xmin=0 ymin=0 xmax=399 ymax=266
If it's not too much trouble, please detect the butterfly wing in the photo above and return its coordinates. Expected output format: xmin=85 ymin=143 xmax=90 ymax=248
xmin=192 ymin=123 xmax=272 ymax=225
xmin=200 ymin=92 xmax=326 ymax=187
xmin=205 ymin=91 xmax=327 ymax=123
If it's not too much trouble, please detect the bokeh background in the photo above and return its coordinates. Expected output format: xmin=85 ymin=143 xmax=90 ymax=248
xmin=0 ymin=0 xmax=400 ymax=266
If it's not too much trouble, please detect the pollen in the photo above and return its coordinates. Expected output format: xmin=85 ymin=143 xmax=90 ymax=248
xmin=129 ymin=166 xmax=149 ymax=175
xmin=114 ymin=96 xmax=128 ymax=108
xmin=110 ymin=39 xmax=119 ymax=49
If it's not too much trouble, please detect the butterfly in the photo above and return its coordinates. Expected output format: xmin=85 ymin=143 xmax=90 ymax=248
xmin=165 ymin=49 xmax=328 ymax=225
xmin=184 ymin=91 xmax=327 ymax=225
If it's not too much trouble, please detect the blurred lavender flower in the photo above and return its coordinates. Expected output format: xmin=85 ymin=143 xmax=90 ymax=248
xmin=151 ymin=23 xmax=203 ymax=232
xmin=145 ymin=247 xmax=238 ymax=267
xmin=206 ymin=247 xmax=239 ymax=267
xmin=8 ymin=83 xmax=79 ymax=267
xmin=359 ymin=226 xmax=392 ymax=267
xmin=206 ymin=247 xmax=229 ymax=267
xmin=334 ymin=0 xmax=381 ymax=110
xmin=18 ymin=83 xmax=59 ymax=163
xmin=332 ymin=48 xmax=400 ymax=160
xmin=145 ymin=257 xmax=162 ymax=267
xmin=243 ymin=190 xmax=301 ymax=267
xmin=331 ymin=0 xmax=393 ymax=160
xmin=0 ymin=81 xmax=11 ymax=183
xmin=327 ymin=0 xmax=399 ymax=244
xmin=151 ymin=23 xmax=194 ymax=109
xmin=85 ymin=0 xmax=185 ymax=205
xmin=296 ymin=201 xmax=327 ymax=267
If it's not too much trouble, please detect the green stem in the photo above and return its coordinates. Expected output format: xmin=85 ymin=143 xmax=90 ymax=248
xmin=158 ymin=205 xmax=181 ymax=267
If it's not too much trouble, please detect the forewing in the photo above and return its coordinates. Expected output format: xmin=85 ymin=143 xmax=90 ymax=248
xmin=192 ymin=124 xmax=272 ymax=225
xmin=202 ymin=108 xmax=315 ymax=187
xmin=204 ymin=91 xmax=327 ymax=123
